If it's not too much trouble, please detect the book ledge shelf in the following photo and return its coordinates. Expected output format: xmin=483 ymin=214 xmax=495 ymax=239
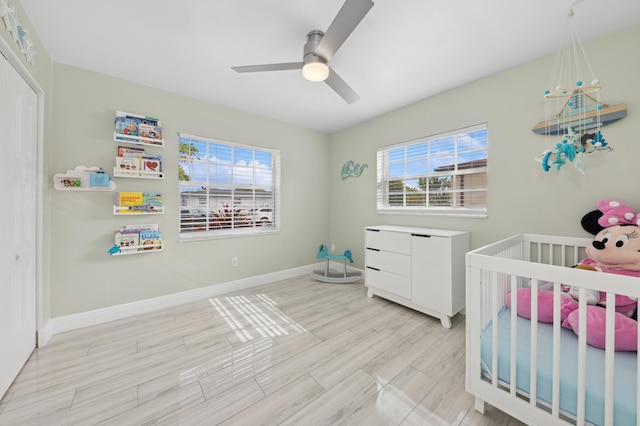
xmin=109 ymin=242 xmax=164 ymax=256
xmin=53 ymin=166 xmax=116 ymax=191
xmin=113 ymin=206 xmax=164 ymax=215
xmin=113 ymin=132 xmax=164 ymax=147
xmin=114 ymin=111 xmax=164 ymax=147
xmin=113 ymin=168 xmax=164 ymax=179
xmin=110 ymin=223 xmax=162 ymax=256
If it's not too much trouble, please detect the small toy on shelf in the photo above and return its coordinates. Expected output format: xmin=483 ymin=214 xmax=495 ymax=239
xmin=53 ymin=166 xmax=115 ymax=191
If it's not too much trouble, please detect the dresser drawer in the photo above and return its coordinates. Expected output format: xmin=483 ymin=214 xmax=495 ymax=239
xmin=365 ymin=268 xmax=411 ymax=299
xmin=365 ymin=248 xmax=410 ymax=276
xmin=365 ymin=230 xmax=410 ymax=255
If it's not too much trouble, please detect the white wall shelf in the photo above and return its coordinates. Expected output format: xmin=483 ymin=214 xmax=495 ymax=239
xmin=53 ymin=166 xmax=116 ymax=191
xmin=109 ymin=242 xmax=163 ymax=255
xmin=113 ymin=111 xmax=164 ymax=147
xmin=113 ymin=132 xmax=164 ymax=147
xmin=113 ymin=206 xmax=164 ymax=215
xmin=110 ymin=224 xmax=162 ymax=255
xmin=113 ymin=168 xmax=164 ymax=179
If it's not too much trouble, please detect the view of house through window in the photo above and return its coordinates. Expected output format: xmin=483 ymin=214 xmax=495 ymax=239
xmin=179 ymin=133 xmax=280 ymax=238
xmin=377 ymin=123 xmax=488 ymax=217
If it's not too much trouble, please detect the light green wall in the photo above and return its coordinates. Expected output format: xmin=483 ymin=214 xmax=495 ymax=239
xmin=328 ymin=24 xmax=640 ymax=269
xmin=49 ymin=65 xmax=330 ymax=317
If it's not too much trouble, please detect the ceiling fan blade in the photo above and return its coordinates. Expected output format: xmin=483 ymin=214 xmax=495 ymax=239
xmin=314 ymin=0 xmax=374 ymax=61
xmin=325 ymin=67 xmax=360 ymax=104
xmin=232 ymin=62 xmax=303 ymax=73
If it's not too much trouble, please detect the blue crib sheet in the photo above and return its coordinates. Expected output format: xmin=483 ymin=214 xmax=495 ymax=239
xmin=481 ymin=307 xmax=637 ymax=426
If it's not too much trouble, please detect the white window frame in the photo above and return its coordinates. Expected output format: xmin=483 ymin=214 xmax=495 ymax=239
xmin=376 ymin=123 xmax=488 ymax=218
xmin=178 ymin=132 xmax=281 ymax=241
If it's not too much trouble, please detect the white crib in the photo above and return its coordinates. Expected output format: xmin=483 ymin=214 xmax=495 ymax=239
xmin=465 ymin=234 xmax=640 ymax=426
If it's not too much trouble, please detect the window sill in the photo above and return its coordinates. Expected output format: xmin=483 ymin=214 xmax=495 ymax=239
xmin=178 ymin=226 xmax=280 ymax=242
xmin=377 ymin=207 xmax=487 ymax=218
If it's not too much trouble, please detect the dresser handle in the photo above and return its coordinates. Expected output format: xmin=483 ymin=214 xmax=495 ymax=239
xmin=366 ymin=248 xmax=380 ymax=251
xmin=411 ymin=234 xmax=431 ymax=238
xmin=366 ymin=266 xmax=380 ymax=271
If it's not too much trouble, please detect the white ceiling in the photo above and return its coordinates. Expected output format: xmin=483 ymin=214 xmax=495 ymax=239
xmin=20 ymin=0 xmax=640 ymax=133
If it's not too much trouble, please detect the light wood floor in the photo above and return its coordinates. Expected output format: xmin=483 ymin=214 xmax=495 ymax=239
xmin=0 ymin=276 xmax=525 ymax=425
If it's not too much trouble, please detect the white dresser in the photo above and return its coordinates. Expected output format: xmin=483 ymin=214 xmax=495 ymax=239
xmin=364 ymin=225 xmax=469 ymax=328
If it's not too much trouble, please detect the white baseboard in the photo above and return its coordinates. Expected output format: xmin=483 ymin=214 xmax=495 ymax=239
xmin=45 ymin=263 xmax=319 ymax=341
xmin=37 ymin=320 xmax=53 ymax=348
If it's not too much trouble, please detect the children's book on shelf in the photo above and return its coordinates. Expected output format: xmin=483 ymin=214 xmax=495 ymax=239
xmin=114 ymin=224 xmax=162 ymax=252
xmin=114 ymin=111 xmax=163 ymax=144
xmin=115 ymin=156 xmax=141 ymax=175
xmin=139 ymin=230 xmax=163 ymax=251
xmin=142 ymin=192 xmax=162 ymax=209
xmin=138 ymin=123 xmax=163 ymax=141
xmin=114 ymin=230 xmax=139 ymax=252
xmin=125 ymin=223 xmax=159 ymax=231
xmin=141 ymin=154 xmax=162 ymax=174
xmin=117 ymin=145 xmax=145 ymax=157
xmin=115 ymin=192 xmax=143 ymax=213
xmin=115 ymin=145 xmax=162 ymax=178
xmin=114 ymin=116 xmax=140 ymax=142
xmin=116 ymin=192 xmax=144 ymax=207
xmin=115 ymin=192 xmax=163 ymax=213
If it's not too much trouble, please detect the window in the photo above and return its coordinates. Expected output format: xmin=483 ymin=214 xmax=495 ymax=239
xmin=179 ymin=133 xmax=280 ymax=240
xmin=377 ymin=123 xmax=488 ymax=217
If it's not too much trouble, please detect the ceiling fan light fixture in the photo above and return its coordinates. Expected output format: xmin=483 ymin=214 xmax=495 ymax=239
xmin=303 ymin=61 xmax=329 ymax=82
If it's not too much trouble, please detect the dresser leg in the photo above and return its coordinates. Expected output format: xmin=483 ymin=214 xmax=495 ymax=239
xmin=367 ymin=288 xmax=373 ymax=298
xmin=440 ymin=316 xmax=452 ymax=328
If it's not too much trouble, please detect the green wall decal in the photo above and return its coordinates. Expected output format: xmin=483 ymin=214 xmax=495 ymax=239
xmin=341 ymin=160 xmax=368 ymax=180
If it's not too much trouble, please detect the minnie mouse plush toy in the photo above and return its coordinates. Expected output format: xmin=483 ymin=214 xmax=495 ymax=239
xmin=508 ymin=199 xmax=640 ymax=351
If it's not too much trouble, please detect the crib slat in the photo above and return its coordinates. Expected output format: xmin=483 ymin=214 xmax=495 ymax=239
xmin=529 ymin=278 xmax=538 ymax=408
xmin=604 ymin=292 xmax=615 ymax=426
xmin=537 ymin=243 xmax=542 ymax=264
xmin=576 ymin=289 xmax=587 ymax=425
xmin=510 ymin=275 xmax=518 ymax=396
xmin=492 ymin=271 xmax=500 ymax=388
xmin=552 ymin=283 xmax=561 ymax=419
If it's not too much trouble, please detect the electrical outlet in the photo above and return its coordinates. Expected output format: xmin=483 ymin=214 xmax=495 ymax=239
xmin=232 ymin=257 xmax=238 ymax=267
xmin=331 ymin=243 xmax=335 ymax=251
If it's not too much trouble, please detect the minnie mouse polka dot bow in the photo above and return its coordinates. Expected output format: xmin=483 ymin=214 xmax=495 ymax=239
xmin=598 ymin=199 xmax=640 ymax=227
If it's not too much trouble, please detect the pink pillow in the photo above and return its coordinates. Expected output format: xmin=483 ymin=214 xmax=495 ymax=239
xmin=506 ymin=288 xmax=578 ymax=323
xmin=563 ymin=307 xmax=638 ymax=351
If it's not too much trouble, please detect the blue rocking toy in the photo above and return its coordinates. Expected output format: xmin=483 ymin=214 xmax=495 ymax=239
xmin=311 ymin=244 xmax=362 ymax=283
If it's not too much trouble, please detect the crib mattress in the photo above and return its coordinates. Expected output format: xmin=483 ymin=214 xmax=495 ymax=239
xmin=481 ymin=307 xmax=637 ymax=426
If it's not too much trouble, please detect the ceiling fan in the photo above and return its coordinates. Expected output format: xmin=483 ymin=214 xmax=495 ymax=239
xmin=231 ymin=0 xmax=374 ymax=104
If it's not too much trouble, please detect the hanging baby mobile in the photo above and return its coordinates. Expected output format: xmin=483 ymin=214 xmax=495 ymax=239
xmin=532 ymin=2 xmax=626 ymax=177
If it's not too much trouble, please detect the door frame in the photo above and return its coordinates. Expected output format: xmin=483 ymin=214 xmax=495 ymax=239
xmin=0 ymin=34 xmax=45 ymax=346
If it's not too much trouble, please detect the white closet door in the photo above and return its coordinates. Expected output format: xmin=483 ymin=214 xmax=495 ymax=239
xmin=0 ymin=52 xmax=38 ymax=398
